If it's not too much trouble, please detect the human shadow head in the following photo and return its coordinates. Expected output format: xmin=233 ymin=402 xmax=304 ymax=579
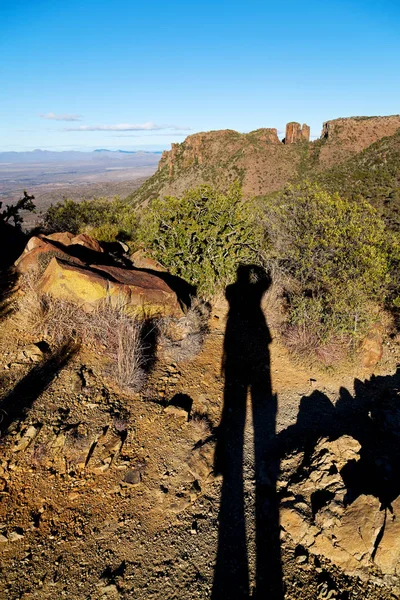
xmin=225 ymin=265 xmax=271 ymax=319
xmin=235 ymin=264 xmax=271 ymax=289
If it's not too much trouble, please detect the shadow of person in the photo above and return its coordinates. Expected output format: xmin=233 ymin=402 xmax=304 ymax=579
xmin=212 ymin=265 xmax=283 ymax=600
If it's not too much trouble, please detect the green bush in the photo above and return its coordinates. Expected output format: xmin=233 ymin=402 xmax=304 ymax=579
xmin=1 ymin=191 xmax=35 ymax=227
xmin=43 ymin=197 xmax=137 ymax=242
xmin=262 ymin=182 xmax=393 ymax=341
xmin=137 ymin=183 xmax=262 ymax=297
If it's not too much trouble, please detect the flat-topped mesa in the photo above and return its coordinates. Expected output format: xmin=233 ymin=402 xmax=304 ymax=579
xmin=284 ymin=122 xmax=310 ymax=144
xmin=318 ymin=115 xmax=400 ymax=167
xmin=158 ymin=128 xmax=281 ymax=176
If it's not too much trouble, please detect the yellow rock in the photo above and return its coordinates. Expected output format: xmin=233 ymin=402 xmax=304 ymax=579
xmin=39 ymin=257 xmax=184 ymax=317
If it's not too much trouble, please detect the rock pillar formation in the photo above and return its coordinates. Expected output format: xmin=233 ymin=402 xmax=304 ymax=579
xmin=301 ymin=123 xmax=310 ymax=141
xmin=284 ymin=122 xmax=310 ymax=144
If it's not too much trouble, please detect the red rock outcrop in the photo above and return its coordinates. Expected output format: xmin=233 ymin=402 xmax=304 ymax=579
xmin=319 ymin=115 xmax=400 ymax=167
xmin=301 ymin=123 xmax=310 ymax=141
xmin=138 ymin=114 xmax=400 ymax=205
xmin=158 ymin=128 xmax=281 ymax=179
xmin=284 ymin=122 xmax=310 ymax=144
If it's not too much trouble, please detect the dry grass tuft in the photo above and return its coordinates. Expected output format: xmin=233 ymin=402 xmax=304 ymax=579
xmin=159 ymin=298 xmax=210 ymax=363
xmin=188 ymin=412 xmax=213 ymax=443
xmin=284 ymin=325 xmax=350 ymax=367
xmin=15 ymin=276 xmax=146 ymax=391
xmin=13 ymin=272 xmax=48 ymax=333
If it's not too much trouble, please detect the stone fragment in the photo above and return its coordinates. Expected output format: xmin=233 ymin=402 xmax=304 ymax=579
xmin=130 ymin=248 xmax=167 ymax=272
xmin=70 ymin=233 xmax=103 ymax=253
xmin=312 ymin=533 xmax=359 ymax=572
xmin=314 ymin=435 xmax=361 ymax=470
xmin=45 ymin=232 xmax=75 ymax=245
xmin=13 ymin=426 xmax=39 ymax=452
xmin=124 ymin=469 xmax=141 ymax=485
xmin=164 ymin=405 xmax=189 ymax=420
xmin=8 ymin=531 xmax=24 ymax=542
xmin=25 ymin=236 xmax=47 ymax=253
xmin=19 ymin=343 xmax=46 ymax=363
xmin=280 ymin=506 xmax=311 ymax=544
xmin=361 ymin=332 xmax=383 ymax=367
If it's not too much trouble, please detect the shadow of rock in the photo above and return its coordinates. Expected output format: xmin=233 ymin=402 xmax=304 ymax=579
xmin=0 ymin=342 xmax=78 ymax=435
xmin=276 ymin=368 xmax=400 ymax=584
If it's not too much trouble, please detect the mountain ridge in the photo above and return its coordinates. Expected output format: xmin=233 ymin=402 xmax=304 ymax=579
xmin=0 ymin=149 xmax=163 ymax=163
xmin=128 ymin=115 xmax=400 ymax=205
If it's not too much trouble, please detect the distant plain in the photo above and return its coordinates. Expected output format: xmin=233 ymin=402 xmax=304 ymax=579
xmin=0 ymin=149 xmax=160 ymax=228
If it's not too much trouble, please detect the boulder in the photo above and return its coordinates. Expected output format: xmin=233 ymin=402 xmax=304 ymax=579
xmin=130 ymin=248 xmax=167 ymax=272
xmin=15 ymin=231 xmax=107 ymax=273
xmin=361 ymin=332 xmax=383 ymax=367
xmin=278 ymin=433 xmax=400 ymax=582
xmin=39 ymin=257 xmax=184 ymax=317
xmin=70 ymin=233 xmax=103 ymax=253
xmin=45 ymin=232 xmax=74 ymax=245
xmin=15 ymin=231 xmax=187 ymax=316
xmin=15 ymin=239 xmax=74 ymax=273
xmin=15 ymin=231 xmax=102 ymax=274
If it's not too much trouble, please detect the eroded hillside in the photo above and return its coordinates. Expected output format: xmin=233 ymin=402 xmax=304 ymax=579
xmin=128 ymin=115 xmax=400 ymax=206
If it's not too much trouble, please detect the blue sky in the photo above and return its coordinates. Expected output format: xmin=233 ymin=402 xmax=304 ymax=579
xmin=1 ymin=0 xmax=399 ymax=151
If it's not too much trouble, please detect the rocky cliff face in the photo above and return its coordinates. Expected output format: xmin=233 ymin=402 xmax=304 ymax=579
xmin=129 ymin=115 xmax=400 ymax=205
xmin=132 ymin=127 xmax=302 ymax=204
xmin=158 ymin=128 xmax=281 ymax=177
xmin=318 ymin=115 xmax=400 ymax=167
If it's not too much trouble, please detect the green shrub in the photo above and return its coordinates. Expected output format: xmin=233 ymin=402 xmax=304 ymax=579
xmin=1 ymin=191 xmax=35 ymax=227
xmin=137 ymin=183 xmax=262 ymax=297
xmin=43 ymin=197 xmax=137 ymax=242
xmin=262 ymin=182 xmax=393 ymax=341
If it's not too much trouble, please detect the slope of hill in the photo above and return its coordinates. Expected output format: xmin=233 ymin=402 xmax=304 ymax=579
xmin=128 ymin=116 xmax=400 ymax=206
xmin=128 ymin=128 xmax=304 ymax=205
xmin=315 ymin=129 xmax=400 ymax=231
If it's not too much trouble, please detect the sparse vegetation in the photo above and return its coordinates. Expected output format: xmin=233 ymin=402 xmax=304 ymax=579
xmin=0 ymin=191 xmax=35 ymax=228
xmin=261 ymin=182 xmax=395 ymax=359
xmin=158 ymin=298 xmax=210 ymax=362
xmin=43 ymin=196 xmax=137 ymax=243
xmin=314 ymin=129 xmax=400 ymax=232
xmin=16 ymin=275 xmax=146 ymax=391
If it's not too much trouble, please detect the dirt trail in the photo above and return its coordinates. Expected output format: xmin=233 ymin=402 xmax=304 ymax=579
xmin=0 ymin=310 xmax=398 ymax=599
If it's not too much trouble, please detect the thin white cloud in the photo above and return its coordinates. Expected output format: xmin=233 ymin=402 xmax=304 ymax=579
xmin=40 ymin=112 xmax=82 ymax=121
xmin=65 ymin=121 xmax=190 ymax=132
xmin=110 ymin=132 xmax=188 ymax=138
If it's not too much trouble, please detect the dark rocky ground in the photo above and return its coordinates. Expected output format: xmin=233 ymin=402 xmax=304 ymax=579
xmin=0 ymin=311 xmax=399 ymax=599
